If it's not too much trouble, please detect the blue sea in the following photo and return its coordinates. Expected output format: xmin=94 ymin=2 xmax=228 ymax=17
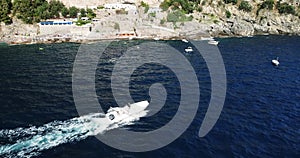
xmin=0 ymin=36 xmax=299 ymax=157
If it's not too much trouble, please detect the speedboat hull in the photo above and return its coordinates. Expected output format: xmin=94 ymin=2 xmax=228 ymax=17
xmin=105 ymin=101 xmax=149 ymax=124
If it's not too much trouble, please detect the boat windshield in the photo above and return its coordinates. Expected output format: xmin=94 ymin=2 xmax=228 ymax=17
xmin=108 ymin=114 xmax=115 ymax=120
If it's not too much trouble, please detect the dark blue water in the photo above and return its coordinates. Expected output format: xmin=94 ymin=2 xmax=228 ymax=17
xmin=0 ymin=36 xmax=299 ymax=157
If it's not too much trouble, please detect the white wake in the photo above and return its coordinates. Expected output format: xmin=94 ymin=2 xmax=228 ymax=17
xmin=0 ymin=113 xmax=136 ymax=158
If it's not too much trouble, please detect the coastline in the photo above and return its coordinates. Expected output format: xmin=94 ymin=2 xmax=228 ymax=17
xmin=1 ymin=32 xmax=298 ymax=46
xmin=1 ymin=0 xmax=300 ymax=46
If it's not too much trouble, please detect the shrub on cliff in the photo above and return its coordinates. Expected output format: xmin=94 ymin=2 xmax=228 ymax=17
xmin=225 ymin=10 xmax=231 ymax=18
xmin=277 ymin=2 xmax=295 ymax=15
xmin=223 ymin=0 xmax=237 ymax=5
xmin=239 ymin=1 xmax=252 ymax=12
xmin=167 ymin=10 xmax=193 ymax=23
xmin=260 ymin=0 xmax=275 ymax=10
xmin=160 ymin=0 xmax=195 ymax=14
xmin=86 ymin=8 xmax=96 ymax=19
xmin=140 ymin=1 xmax=150 ymax=13
xmin=0 ymin=0 xmax=12 ymax=24
xmin=160 ymin=0 xmax=171 ymax=11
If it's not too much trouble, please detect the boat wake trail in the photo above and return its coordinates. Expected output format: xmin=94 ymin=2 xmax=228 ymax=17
xmin=0 ymin=113 xmax=127 ymax=158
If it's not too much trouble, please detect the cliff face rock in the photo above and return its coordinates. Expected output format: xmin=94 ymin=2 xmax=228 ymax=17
xmin=213 ymin=1 xmax=300 ymax=36
xmin=231 ymin=18 xmax=255 ymax=36
xmin=42 ymin=0 xmax=300 ymax=37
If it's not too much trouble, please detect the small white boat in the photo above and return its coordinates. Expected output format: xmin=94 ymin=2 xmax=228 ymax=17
xmin=272 ymin=57 xmax=279 ymax=66
xmin=208 ymin=40 xmax=219 ymax=45
xmin=181 ymin=39 xmax=189 ymax=43
xmin=153 ymin=37 xmax=160 ymax=41
xmin=185 ymin=46 xmax=193 ymax=53
xmin=39 ymin=47 xmax=44 ymax=51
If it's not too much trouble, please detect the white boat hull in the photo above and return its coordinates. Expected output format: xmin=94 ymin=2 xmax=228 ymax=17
xmin=272 ymin=60 xmax=279 ymax=66
xmin=105 ymin=101 xmax=149 ymax=125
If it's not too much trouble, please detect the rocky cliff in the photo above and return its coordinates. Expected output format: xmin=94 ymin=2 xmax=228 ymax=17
xmin=194 ymin=0 xmax=300 ymax=37
xmin=54 ymin=0 xmax=300 ymax=36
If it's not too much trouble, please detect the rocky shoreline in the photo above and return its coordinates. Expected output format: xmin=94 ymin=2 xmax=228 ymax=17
xmin=1 ymin=16 xmax=299 ymax=45
xmin=1 ymin=31 xmax=298 ymax=46
xmin=1 ymin=1 xmax=300 ymax=45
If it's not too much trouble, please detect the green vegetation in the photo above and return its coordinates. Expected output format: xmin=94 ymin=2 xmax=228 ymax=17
xmin=0 ymin=0 xmax=96 ymax=24
xmin=12 ymin=0 xmax=66 ymax=23
xmin=48 ymin=0 xmax=65 ymax=18
xmin=167 ymin=10 xmax=193 ymax=23
xmin=0 ymin=0 xmax=12 ymax=24
xmin=80 ymin=8 xmax=86 ymax=17
xmin=260 ymin=0 xmax=275 ymax=10
xmin=239 ymin=0 xmax=252 ymax=12
xmin=149 ymin=12 xmax=156 ymax=18
xmin=75 ymin=19 xmax=90 ymax=26
xmin=197 ymin=6 xmax=203 ymax=12
xmin=277 ymin=2 xmax=295 ymax=15
xmin=141 ymin=1 xmax=150 ymax=13
xmin=223 ymin=0 xmax=237 ymax=5
xmin=97 ymin=5 xmax=105 ymax=9
xmin=160 ymin=0 xmax=196 ymax=14
xmin=86 ymin=8 xmax=96 ymax=19
xmin=114 ymin=22 xmax=120 ymax=31
xmin=160 ymin=0 xmax=170 ymax=11
xmin=225 ymin=10 xmax=231 ymax=18
xmin=160 ymin=18 xmax=166 ymax=25
xmin=61 ymin=7 xmax=69 ymax=17
xmin=69 ymin=6 xmax=79 ymax=18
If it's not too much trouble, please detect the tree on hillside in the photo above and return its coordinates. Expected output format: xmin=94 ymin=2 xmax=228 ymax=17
xmin=80 ymin=8 xmax=86 ymax=17
xmin=0 ymin=0 xmax=12 ymax=24
xmin=224 ymin=0 xmax=237 ymax=5
xmin=61 ymin=7 xmax=69 ymax=17
xmin=69 ymin=6 xmax=79 ymax=18
xmin=48 ymin=0 xmax=65 ymax=18
xmin=86 ymin=8 xmax=96 ymax=19
xmin=35 ymin=2 xmax=50 ymax=21
xmin=13 ymin=0 xmax=36 ymax=24
xmin=239 ymin=0 xmax=252 ymax=12
xmin=260 ymin=0 xmax=274 ymax=10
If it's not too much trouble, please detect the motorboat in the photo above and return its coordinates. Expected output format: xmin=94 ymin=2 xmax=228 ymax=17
xmin=272 ymin=57 xmax=279 ymax=66
xmin=185 ymin=46 xmax=193 ymax=53
xmin=182 ymin=39 xmax=189 ymax=43
xmin=208 ymin=40 xmax=219 ymax=45
xmin=105 ymin=101 xmax=149 ymax=124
